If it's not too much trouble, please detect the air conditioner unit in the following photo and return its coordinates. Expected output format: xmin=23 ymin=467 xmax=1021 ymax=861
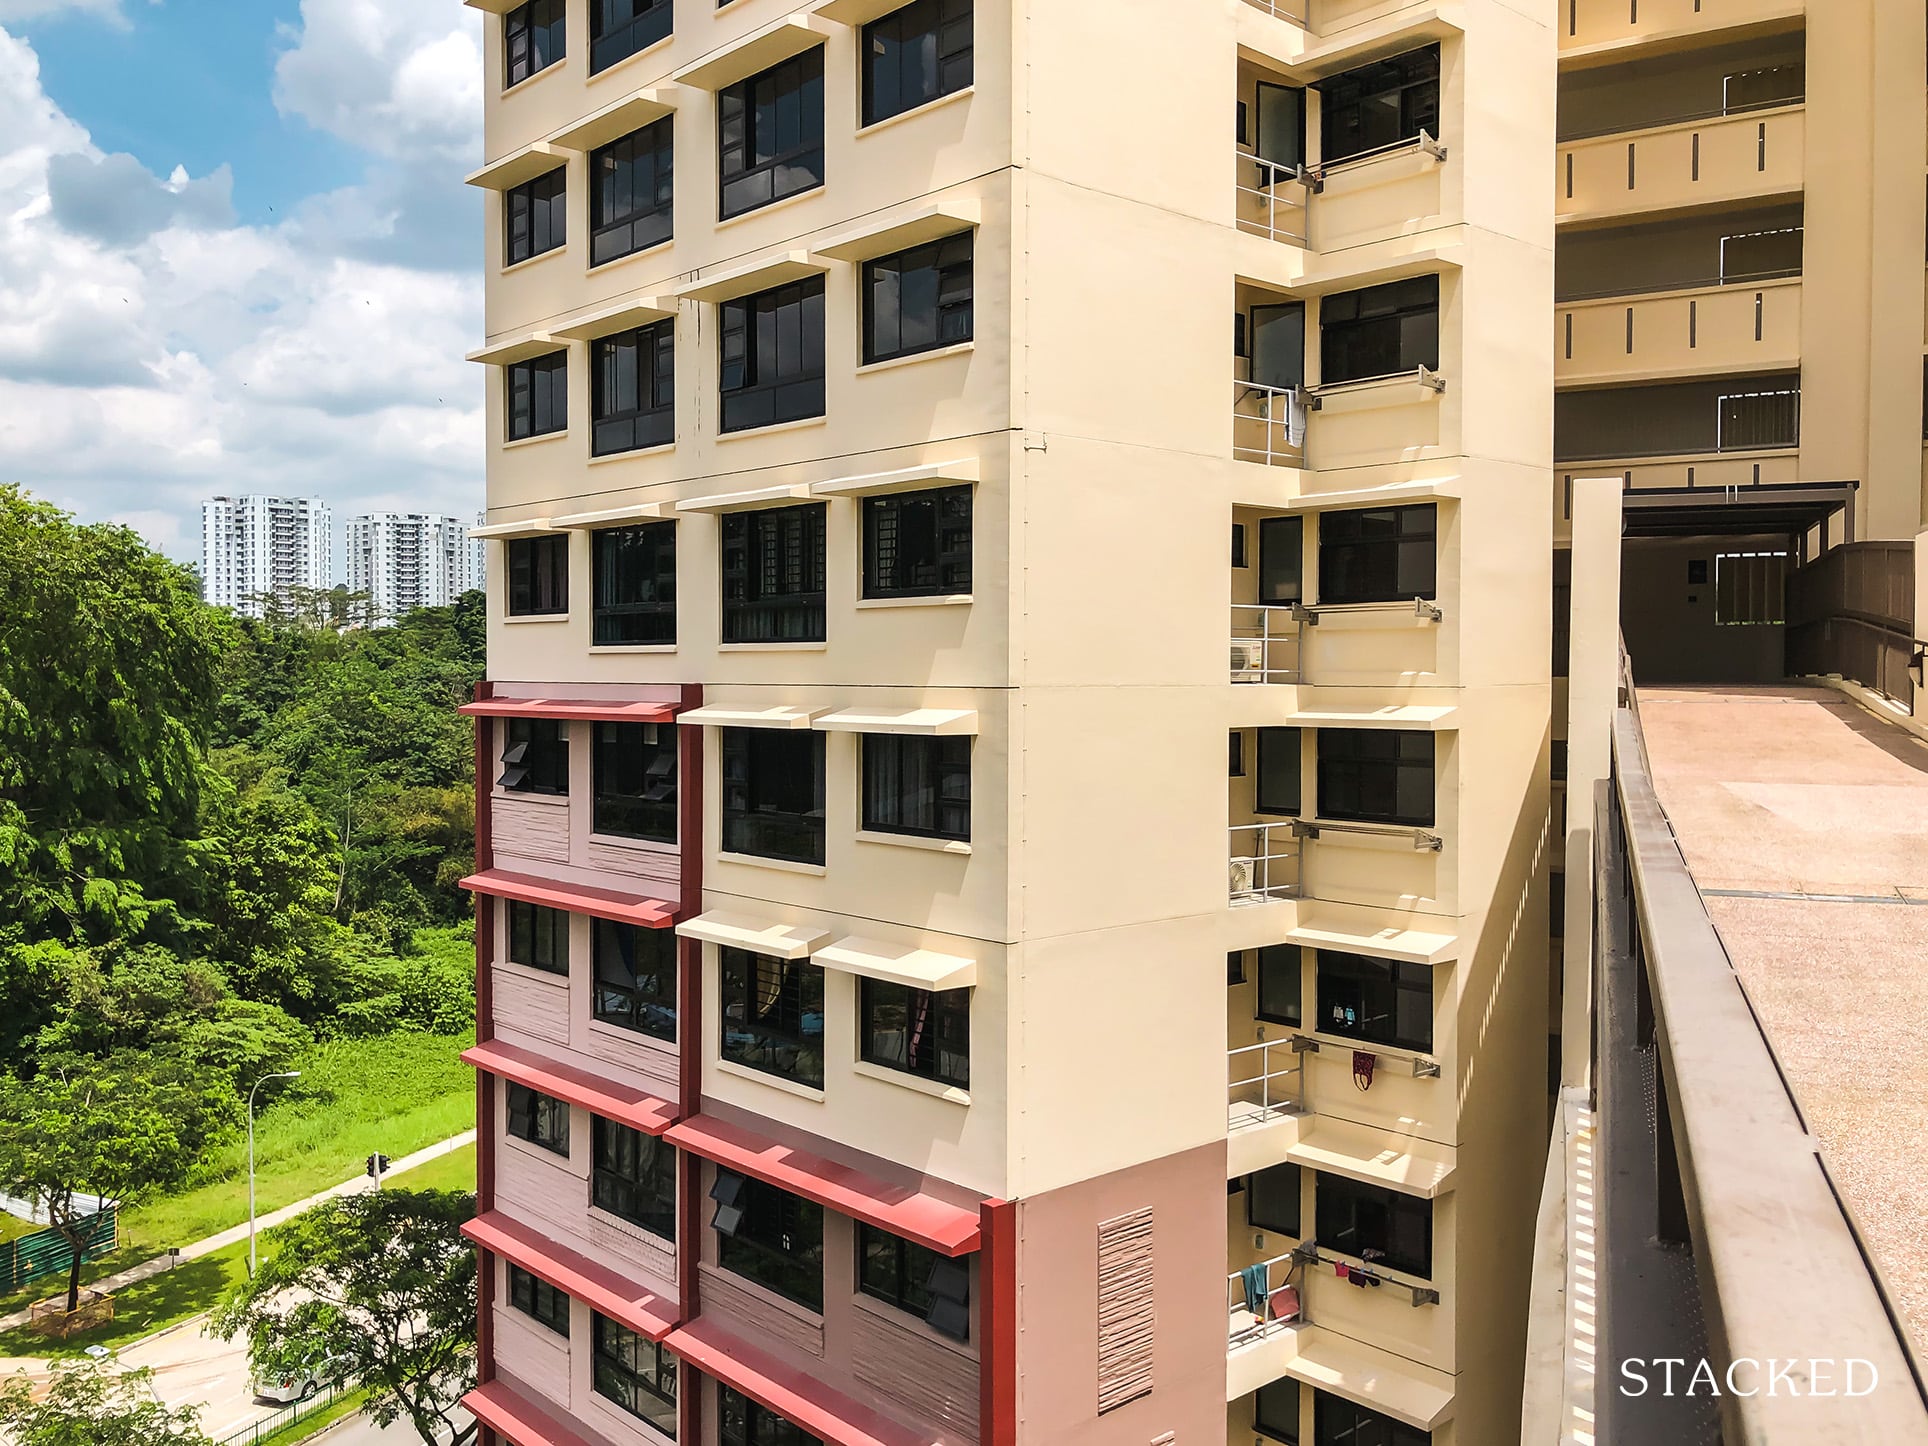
xmin=1230 ymin=640 xmax=1266 ymax=681
xmin=1229 ymin=857 xmax=1259 ymax=897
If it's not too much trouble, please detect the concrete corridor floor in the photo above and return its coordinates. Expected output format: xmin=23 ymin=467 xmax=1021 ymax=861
xmin=1638 ymin=684 xmax=1928 ymax=1352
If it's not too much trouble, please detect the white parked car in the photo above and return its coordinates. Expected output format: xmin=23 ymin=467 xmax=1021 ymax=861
xmin=251 ymin=1358 xmax=340 ymax=1404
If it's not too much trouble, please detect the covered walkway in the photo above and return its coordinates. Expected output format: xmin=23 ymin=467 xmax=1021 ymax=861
xmin=1639 ymin=684 xmax=1928 ymax=1350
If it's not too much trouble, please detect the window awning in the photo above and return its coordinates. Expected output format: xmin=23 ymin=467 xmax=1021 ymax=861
xmin=468 ymin=517 xmax=557 ymax=540
xmin=679 ymin=251 xmax=828 ymax=305
xmin=675 ymin=909 xmax=830 ymax=961
xmin=1287 ymin=914 xmax=1457 ymax=966
xmin=814 ymin=707 xmax=978 ymax=737
xmin=1284 ymin=1326 xmax=1456 ymax=1432
xmin=669 ymin=14 xmax=832 ymax=91
xmin=673 ymin=482 xmax=813 ymax=515
xmin=666 ymin=1318 xmax=934 ymax=1446
xmin=466 ymin=331 xmax=561 ymax=367
xmin=459 ymin=869 xmax=677 ymax=929
xmin=677 ymin=704 xmax=822 ymax=729
xmin=813 ymin=201 xmax=980 ymax=263
xmin=463 ymin=1038 xmax=676 ymax=1135
xmin=458 ymin=696 xmax=680 ymax=724
xmin=811 ymin=0 xmax=912 ymax=24
xmin=809 ymin=458 xmax=980 ymax=498
xmin=663 ymin=1113 xmax=983 ymax=1256
xmin=464 ymin=1210 xmax=677 ymax=1340
xmin=551 ymin=294 xmax=679 ymax=341
xmin=1287 ymin=1120 xmax=1455 ymax=1199
xmin=548 ymin=87 xmax=677 ymax=153
xmin=463 ymin=0 xmax=521 ymax=14
xmin=1282 ymin=705 xmax=1456 ymax=730
xmin=549 ymin=501 xmax=676 ymax=529
xmin=465 ymin=141 xmax=569 ymax=192
xmin=814 ymin=936 xmax=977 ymax=992
xmin=463 ymin=1379 xmax=603 ymax=1446
xmin=1283 ymin=476 xmax=1461 ymax=510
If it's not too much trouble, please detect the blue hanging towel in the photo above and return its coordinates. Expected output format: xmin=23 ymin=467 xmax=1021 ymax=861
xmin=1240 ymin=1263 xmax=1269 ymax=1316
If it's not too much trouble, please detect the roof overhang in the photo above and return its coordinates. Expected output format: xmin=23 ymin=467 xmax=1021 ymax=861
xmin=550 ymin=501 xmax=677 ymax=529
xmin=1282 ymin=705 xmax=1456 ymax=730
xmin=466 ymin=142 xmax=570 ymax=192
xmin=809 ymin=458 xmax=980 ymax=498
xmin=466 ymin=331 xmax=562 ymax=367
xmin=673 ymin=482 xmax=814 ymax=514
xmin=670 ymin=15 xmax=833 ymax=91
xmin=463 ymin=1381 xmax=603 ymax=1446
xmin=1286 ymin=1326 xmax=1456 ymax=1432
xmin=550 ymin=294 xmax=680 ymax=341
xmin=459 ymin=696 xmax=679 ymax=723
xmin=464 ymin=1210 xmax=678 ymax=1340
xmin=675 ymin=909 xmax=831 ymax=961
xmin=679 ymin=251 xmax=829 ymax=305
xmin=677 ymin=704 xmax=824 ymax=729
xmin=1287 ymin=912 xmax=1458 ymax=966
xmin=812 ymin=201 xmax=980 ymax=263
xmin=814 ymin=936 xmax=977 ymax=992
xmin=468 ymin=517 xmax=558 ymax=540
xmin=459 ymin=868 xmax=677 ymax=929
xmin=548 ymin=87 xmax=678 ymax=152
xmin=1287 ymin=1120 xmax=1456 ymax=1199
xmin=464 ymin=1038 xmax=677 ymax=1135
xmin=815 ymin=707 xmax=978 ymax=736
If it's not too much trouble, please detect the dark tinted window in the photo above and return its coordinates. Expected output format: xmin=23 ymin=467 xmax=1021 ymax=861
xmin=858 ymin=1223 xmax=970 ymax=1340
xmin=1259 ymin=515 xmax=1304 ymax=605
xmin=1320 ymin=45 xmax=1440 ymax=165
xmin=1315 ymin=1173 xmax=1432 ymax=1280
xmin=591 ymin=120 xmax=674 ymax=265
xmin=592 ymin=1116 xmax=677 ymax=1238
xmin=506 ymin=168 xmax=567 ymax=265
xmin=862 ymin=485 xmax=972 ymax=599
xmin=863 ymin=233 xmax=973 ymax=364
xmin=719 ymin=279 xmax=826 ymax=432
xmin=507 ymin=900 xmax=569 ymax=974
xmin=500 ymin=716 xmax=567 ymax=791
xmin=721 ymin=728 xmax=825 ymax=864
xmin=509 ymin=1265 xmax=571 ymax=1336
xmin=505 ymin=0 xmax=565 ymax=87
xmin=591 ymin=0 xmax=672 ymax=76
xmin=592 ymin=918 xmax=678 ymax=1041
xmin=863 ymin=0 xmax=972 ymax=126
xmin=507 ymin=351 xmax=569 ymax=439
xmin=720 ymin=1387 xmax=822 ymax=1446
xmin=1255 ymin=1377 xmax=1301 ymax=1444
xmin=1315 ymin=1392 xmax=1429 ymax=1446
xmin=1317 ymin=728 xmax=1434 ymax=827
xmin=1321 ymin=276 xmax=1438 ymax=385
xmin=1255 ymin=727 xmax=1302 ymax=816
xmin=591 ymin=1315 xmax=677 ymax=1434
xmin=1255 ymin=944 xmax=1301 ymax=1027
xmin=593 ymin=721 xmax=677 ymax=841
xmin=861 ymin=734 xmax=970 ymax=840
xmin=719 ymin=949 xmax=825 ymax=1087
xmin=593 ymin=522 xmax=676 ymax=645
xmin=1247 ymin=1162 xmax=1301 ymax=1236
xmin=1316 ymin=949 xmax=1432 ymax=1052
xmin=859 ymin=978 xmax=970 ymax=1089
xmin=720 ymin=502 xmax=826 ymax=642
xmin=592 ymin=322 xmax=675 ymax=456
xmin=507 ymin=1083 xmax=569 ymax=1155
xmin=718 ymin=50 xmax=825 ymax=219
xmin=712 ymin=1172 xmax=823 ymax=1311
xmin=1319 ymin=504 xmax=1437 ymax=605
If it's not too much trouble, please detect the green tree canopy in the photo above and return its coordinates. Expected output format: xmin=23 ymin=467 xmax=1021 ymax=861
xmin=0 ymin=1361 xmax=214 ymax=1446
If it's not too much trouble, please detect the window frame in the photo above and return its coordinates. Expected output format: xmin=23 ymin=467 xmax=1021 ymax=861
xmin=499 ymin=716 xmax=568 ymax=794
xmin=592 ymin=720 xmax=678 ymax=843
xmin=717 ymin=49 xmax=826 ymax=221
xmin=720 ymin=502 xmax=827 ymax=642
xmin=861 ymin=232 xmax=975 ymax=365
xmin=1246 ymin=1162 xmax=1302 ymax=1237
xmin=1315 ymin=949 xmax=1434 ymax=1053
xmin=858 ymin=977 xmax=971 ymax=1091
xmin=861 ymin=485 xmax=972 ymax=600
xmin=1255 ymin=1376 xmax=1302 ymax=1444
xmin=1319 ymin=44 xmax=1441 ymax=166
xmin=718 ymin=948 xmax=826 ymax=1089
xmin=1255 ymin=944 xmax=1302 ymax=1028
xmin=718 ymin=280 xmax=827 ymax=434
xmin=506 ymin=351 xmax=569 ymax=441
xmin=592 ymin=521 xmax=677 ymax=645
xmin=1319 ymin=276 xmax=1440 ymax=387
xmin=1255 ymin=727 xmax=1303 ymax=817
xmin=1314 ymin=1392 xmax=1429 ymax=1446
xmin=504 ymin=0 xmax=566 ymax=89
xmin=506 ymin=534 xmax=569 ymax=616
xmin=590 ymin=119 xmax=674 ymax=266
xmin=509 ymin=1264 xmax=572 ymax=1337
xmin=590 ymin=0 xmax=674 ymax=77
xmin=591 ymin=1115 xmax=678 ymax=1239
xmin=720 ymin=1385 xmax=823 ymax=1446
xmin=1317 ymin=504 xmax=1438 ymax=606
xmin=861 ymin=0 xmax=973 ymax=127
xmin=506 ymin=899 xmax=569 ymax=976
xmin=591 ymin=321 xmax=676 ymax=457
xmin=591 ymin=1313 xmax=679 ymax=1437
xmin=856 ymin=1222 xmax=971 ymax=1341
xmin=860 ymin=733 xmax=971 ymax=841
xmin=506 ymin=1083 xmax=571 ymax=1156
xmin=1315 ymin=728 xmax=1436 ymax=828
xmin=592 ymin=917 xmax=679 ymax=1042
xmin=720 ymin=727 xmax=826 ymax=866
xmin=712 ymin=1171 xmax=824 ymax=1312
xmin=1314 ymin=1172 xmax=1434 ymax=1280
xmin=505 ymin=167 xmax=567 ymax=266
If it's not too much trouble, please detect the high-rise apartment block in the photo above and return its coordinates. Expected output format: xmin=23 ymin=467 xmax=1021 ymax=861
xmin=200 ymin=495 xmax=333 ymax=616
xmin=456 ymin=0 xmax=1928 ymax=1441
xmin=346 ymin=512 xmax=489 ymax=621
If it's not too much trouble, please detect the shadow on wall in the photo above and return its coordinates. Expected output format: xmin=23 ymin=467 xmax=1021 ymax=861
xmin=1621 ymin=535 xmax=1788 ymax=685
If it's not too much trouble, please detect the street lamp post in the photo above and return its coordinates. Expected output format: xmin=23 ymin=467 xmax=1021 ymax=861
xmin=247 ymin=1071 xmax=302 ymax=1276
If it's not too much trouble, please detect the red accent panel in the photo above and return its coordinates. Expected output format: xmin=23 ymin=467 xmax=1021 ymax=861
xmin=464 ymin=1379 xmax=604 ymax=1446
xmin=459 ymin=696 xmax=680 ymax=723
xmin=667 ymin=1317 xmax=933 ymax=1446
xmin=463 ymin=1039 xmax=676 ymax=1136
xmin=663 ymin=1115 xmax=982 ymax=1257
xmin=676 ymin=683 xmax=705 ymax=1446
xmin=978 ymin=1197 xmax=1017 ymax=1446
xmin=465 ymin=1211 xmax=678 ymax=1341
xmin=459 ymin=868 xmax=676 ymax=928
xmin=472 ymin=683 xmax=498 ymax=1397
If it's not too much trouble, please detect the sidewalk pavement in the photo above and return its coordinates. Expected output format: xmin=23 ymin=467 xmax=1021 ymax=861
xmin=0 ymin=1131 xmax=476 ymax=1335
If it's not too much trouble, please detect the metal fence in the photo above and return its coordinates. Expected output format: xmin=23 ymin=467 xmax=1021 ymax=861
xmin=0 ymin=1209 xmax=116 ymax=1292
xmin=218 ymin=1383 xmax=351 ymax=1446
xmin=1786 ymin=539 xmax=1917 ymax=706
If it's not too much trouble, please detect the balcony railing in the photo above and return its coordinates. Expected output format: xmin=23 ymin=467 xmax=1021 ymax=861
xmin=1230 ymin=822 xmax=1301 ymax=903
xmin=1233 ymin=378 xmax=1309 ymax=469
xmin=1229 ymin=1037 xmax=1308 ymax=1128
xmin=1234 ymin=151 xmax=1311 ymax=246
xmin=1227 ymin=1249 xmax=1306 ymax=1348
xmin=1231 ymin=604 xmax=1303 ymax=683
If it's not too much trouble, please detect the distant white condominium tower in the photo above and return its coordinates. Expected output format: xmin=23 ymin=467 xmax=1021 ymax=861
xmin=345 ymin=513 xmax=487 ymax=623
xmin=201 ymin=495 xmax=334 ymax=617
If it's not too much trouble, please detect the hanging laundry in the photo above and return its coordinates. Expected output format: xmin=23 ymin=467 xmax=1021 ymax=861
xmin=1240 ymin=1262 xmax=1269 ymax=1316
xmin=1286 ymin=388 xmax=1309 ymax=450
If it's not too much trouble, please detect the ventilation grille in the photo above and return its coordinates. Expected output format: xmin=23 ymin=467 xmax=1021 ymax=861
xmin=1096 ymin=1206 xmax=1155 ymax=1414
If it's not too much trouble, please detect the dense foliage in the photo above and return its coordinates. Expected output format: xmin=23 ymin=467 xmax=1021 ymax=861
xmin=0 ymin=1361 xmax=215 ymax=1446
xmin=0 ymin=486 xmax=482 ymax=1203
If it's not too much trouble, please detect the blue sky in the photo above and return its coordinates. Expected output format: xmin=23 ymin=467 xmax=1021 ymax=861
xmin=0 ymin=0 xmax=486 ymax=561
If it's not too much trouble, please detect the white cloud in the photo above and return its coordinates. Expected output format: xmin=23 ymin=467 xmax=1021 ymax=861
xmin=0 ymin=3 xmax=487 ymax=562
xmin=0 ymin=0 xmax=136 ymax=27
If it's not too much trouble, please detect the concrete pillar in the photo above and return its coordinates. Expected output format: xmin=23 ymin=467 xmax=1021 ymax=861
xmin=1562 ymin=475 xmax=1624 ymax=1089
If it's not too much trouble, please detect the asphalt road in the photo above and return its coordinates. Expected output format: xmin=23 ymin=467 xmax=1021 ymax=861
xmin=116 ymin=1313 xmax=284 ymax=1440
xmin=316 ymin=1405 xmax=474 ymax=1445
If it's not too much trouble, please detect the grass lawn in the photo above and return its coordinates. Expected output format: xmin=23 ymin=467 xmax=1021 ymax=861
xmin=258 ymin=1386 xmax=372 ymax=1446
xmin=0 ymin=1240 xmax=251 ymax=1361
xmin=0 ymin=1214 xmax=38 ymax=1245
xmin=391 ymin=1142 xmax=476 ymax=1196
